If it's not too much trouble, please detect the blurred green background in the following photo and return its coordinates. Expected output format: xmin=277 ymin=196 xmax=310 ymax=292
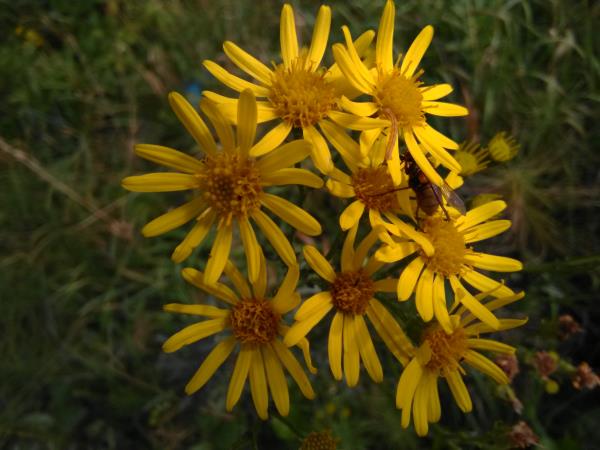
xmin=1 ymin=0 xmax=599 ymax=448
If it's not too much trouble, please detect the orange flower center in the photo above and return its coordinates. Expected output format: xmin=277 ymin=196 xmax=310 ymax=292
xmin=351 ymin=166 xmax=399 ymax=212
xmin=269 ymin=57 xmax=338 ymax=128
xmin=374 ymin=68 xmax=424 ymax=128
xmin=197 ymin=152 xmax=262 ymax=222
xmin=421 ymin=216 xmax=468 ymax=277
xmin=330 ymin=269 xmax=374 ymax=315
xmin=300 ymin=431 xmax=339 ymax=450
xmin=230 ymin=298 xmax=280 ymax=344
xmin=424 ymin=327 xmax=468 ymax=373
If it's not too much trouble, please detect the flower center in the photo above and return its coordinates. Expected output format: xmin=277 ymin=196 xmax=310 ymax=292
xmin=374 ymin=68 xmax=424 ymax=128
xmin=230 ymin=298 xmax=280 ymax=345
xmin=421 ymin=217 xmax=468 ymax=277
xmin=351 ymin=166 xmax=399 ymax=212
xmin=300 ymin=431 xmax=339 ymax=450
xmin=197 ymin=152 xmax=262 ymax=221
xmin=269 ymin=57 xmax=338 ymax=128
xmin=330 ymin=269 xmax=374 ymax=315
xmin=424 ymin=327 xmax=468 ymax=373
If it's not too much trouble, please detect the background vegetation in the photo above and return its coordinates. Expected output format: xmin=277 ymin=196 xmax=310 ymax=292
xmin=1 ymin=0 xmax=598 ymax=448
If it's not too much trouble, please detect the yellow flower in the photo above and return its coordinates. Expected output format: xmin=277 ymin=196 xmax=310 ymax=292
xmin=321 ymin=123 xmax=413 ymax=231
xmin=454 ymin=140 xmax=490 ymax=176
xmin=202 ymin=4 xmax=387 ymax=173
xmin=396 ymin=290 xmax=527 ymax=436
xmin=488 ymin=131 xmax=520 ymax=162
xmin=284 ymin=224 xmax=415 ymax=386
xmin=162 ymin=258 xmax=316 ymax=420
xmin=122 ymin=89 xmax=322 ymax=284
xmin=332 ymin=0 xmax=468 ymax=186
xmin=375 ymin=200 xmax=523 ymax=331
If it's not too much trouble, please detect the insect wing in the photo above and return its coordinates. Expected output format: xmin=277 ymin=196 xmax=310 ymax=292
xmin=439 ymin=182 xmax=466 ymax=215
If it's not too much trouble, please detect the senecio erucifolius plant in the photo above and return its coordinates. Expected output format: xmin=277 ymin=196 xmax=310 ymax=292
xmin=122 ymin=0 xmax=525 ymax=437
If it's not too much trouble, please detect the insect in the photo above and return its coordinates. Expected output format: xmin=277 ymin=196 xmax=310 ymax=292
xmin=403 ymin=152 xmax=466 ymax=220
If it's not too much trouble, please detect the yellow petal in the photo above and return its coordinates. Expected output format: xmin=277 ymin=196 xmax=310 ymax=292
xmin=286 ymin=294 xmax=333 ymax=344
xmin=421 ymin=123 xmax=459 ymax=150
xmin=226 ymin=344 xmax=252 ymax=411
xmin=223 ymin=41 xmax=272 ymax=85
xmin=426 ymin=371 xmax=441 ymax=423
xmin=341 ymin=222 xmax=359 ymax=272
xmin=262 ymin=345 xmax=290 ymax=416
xmin=238 ymin=217 xmax=262 ymax=283
xmin=373 ymin=278 xmax=397 ymax=292
xmin=237 ymin=89 xmax=257 ymax=154
xmin=303 ymin=246 xmax=336 ymax=282
xmin=367 ymin=299 xmax=414 ymax=366
xmin=171 ymin=208 xmax=217 ymax=263
xmin=397 ymin=257 xmax=425 ymax=301
xmin=414 ymin=126 xmax=462 ymax=173
xmin=400 ymin=25 xmax=434 ymax=78
xmin=456 ymin=200 xmax=507 ymax=231
xmin=383 ymin=213 xmax=435 ymax=256
xmin=306 ymin=5 xmax=331 ymax=69
xmin=162 ymin=317 xmax=227 ymax=353
xmin=168 ymin=91 xmax=217 ymax=155
xmin=353 ymin=226 xmax=381 ymax=268
xmin=413 ymin=374 xmax=430 ymax=436
xmin=249 ymin=348 xmax=269 ymax=420
xmin=449 ymin=276 xmax=500 ymax=330
xmin=376 ymin=0 xmax=395 ymax=71
xmin=271 ymin=340 xmax=315 ymax=399
xmin=251 ymin=250 xmax=268 ymax=299
xmin=326 ymin=179 xmax=355 ymax=198
xmin=415 ymin=268 xmax=434 ymax=321
xmin=332 ymin=43 xmax=373 ymax=94
xmin=185 ymin=336 xmax=236 ymax=394
xmin=280 ymin=4 xmax=298 ymax=68
xmin=343 ymin=315 xmax=360 ymax=387
xmin=203 ymin=223 xmax=233 ymax=285
xmin=271 ymin=265 xmax=300 ymax=315
xmin=445 ymin=369 xmax=472 ymax=412
xmin=163 ymin=303 xmax=228 ymax=317
xmin=340 ymin=26 xmax=376 ymax=86
xmin=224 ymin=260 xmax=252 ymax=299
xmin=256 ymin=139 xmax=312 ymax=173
xmin=464 ymin=253 xmax=523 ymax=272
xmin=261 ymin=193 xmax=322 ymax=236
xmin=339 ymin=200 xmax=365 ymax=230
xmin=460 ymin=270 xmax=515 ymax=299
xmin=422 ymin=101 xmax=469 ymax=117
xmin=303 ymin=125 xmax=333 ymax=174
xmin=355 ymin=315 xmax=383 ymax=383
xmin=202 ymin=60 xmax=270 ymax=97
xmin=328 ymin=311 xmax=344 ymax=380
xmin=182 ymin=267 xmax=239 ymax=305
xmin=122 ymin=173 xmax=197 ymax=192
xmin=328 ymin=110 xmax=389 ymax=131
xmin=375 ymin=242 xmax=418 ymax=263
xmin=466 ymin=338 xmax=516 ymax=354
xmin=251 ymin=210 xmax=296 ymax=266
xmin=262 ymin=168 xmax=323 ymax=189
xmin=403 ymin=129 xmax=443 ymax=187
xmin=319 ymin=119 xmax=362 ymax=172
xmin=421 ymin=83 xmax=453 ymax=101
xmin=432 ymin=274 xmax=452 ymax=333
xmin=464 ymin=318 xmax=528 ymax=335
xmin=463 ymin=350 xmax=508 ymax=384
xmin=250 ymin=121 xmax=292 ymax=157
xmin=199 ymin=97 xmax=235 ymax=151
xmin=134 ymin=143 xmax=204 ymax=173
xmin=462 ymin=220 xmax=512 ymax=244
xmin=142 ymin=197 xmax=205 ymax=237
xmin=396 ymin=357 xmax=422 ymax=411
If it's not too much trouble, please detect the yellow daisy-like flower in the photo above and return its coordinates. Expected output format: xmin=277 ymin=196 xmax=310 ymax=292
xmin=488 ymin=131 xmax=520 ymax=162
xmin=332 ymin=0 xmax=468 ymax=186
xmin=284 ymin=224 xmax=415 ymax=386
xmin=202 ymin=4 xmax=387 ymax=173
xmin=454 ymin=140 xmax=490 ymax=176
xmin=397 ymin=290 xmax=527 ymax=436
xmin=122 ymin=89 xmax=322 ymax=284
xmin=163 ymin=258 xmax=316 ymax=420
xmin=320 ymin=121 xmax=413 ymax=231
xmin=375 ymin=200 xmax=523 ymax=331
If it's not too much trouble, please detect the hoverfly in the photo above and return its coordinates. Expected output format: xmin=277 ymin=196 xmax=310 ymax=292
xmin=378 ymin=108 xmax=465 ymax=221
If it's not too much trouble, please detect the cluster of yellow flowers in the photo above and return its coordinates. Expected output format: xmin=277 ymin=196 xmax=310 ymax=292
xmin=122 ymin=1 xmax=525 ymax=437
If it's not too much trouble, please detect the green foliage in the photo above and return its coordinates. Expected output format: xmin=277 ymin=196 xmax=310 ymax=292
xmin=1 ymin=0 xmax=598 ymax=448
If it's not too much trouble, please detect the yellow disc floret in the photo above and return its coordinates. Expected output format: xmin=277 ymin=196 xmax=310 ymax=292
xmin=230 ymin=298 xmax=280 ymax=344
xmin=424 ymin=327 xmax=468 ymax=373
xmin=197 ymin=152 xmax=262 ymax=221
xmin=330 ymin=269 xmax=375 ymax=315
xmin=374 ymin=68 xmax=424 ymax=128
xmin=421 ymin=217 xmax=469 ymax=277
xmin=300 ymin=430 xmax=339 ymax=450
xmin=351 ymin=166 xmax=399 ymax=212
xmin=269 ymin=57 xmax=338 ymax=128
